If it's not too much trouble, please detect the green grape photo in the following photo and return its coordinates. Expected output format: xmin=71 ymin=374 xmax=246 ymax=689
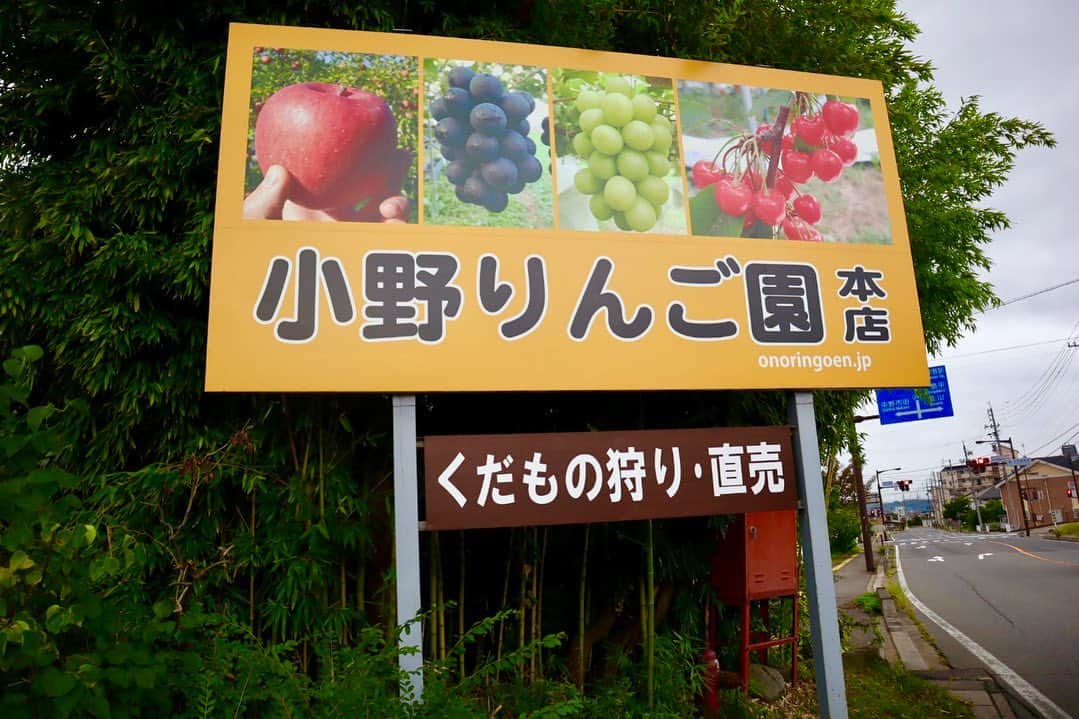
xmin=550 ymin=71 xmax=687 ymax=234
xmin=678 ymin=82 xmax=891 ymax=244
xmin=246 ymin=49 xmax=418 ymax=223
xmin=423 ymin=59 xmax=553 ymax=228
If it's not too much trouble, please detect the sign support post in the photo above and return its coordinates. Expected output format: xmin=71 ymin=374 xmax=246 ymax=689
xmin=392 ymin=395 xmax=424 ymax=701
xmin=788 ymin=392 xmax=848 ymax=718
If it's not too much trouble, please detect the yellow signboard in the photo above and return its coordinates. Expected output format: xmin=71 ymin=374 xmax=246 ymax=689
xmin=206 ymin=23 xmax=929 ymax=392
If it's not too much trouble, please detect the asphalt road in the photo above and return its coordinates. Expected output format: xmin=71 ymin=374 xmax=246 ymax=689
xmin=893 ymin=526 xmax=1079 ymax=718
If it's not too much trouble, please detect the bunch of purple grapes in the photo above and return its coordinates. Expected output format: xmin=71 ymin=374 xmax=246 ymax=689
xmin=431 ymin=67 xmax=544 ymax=213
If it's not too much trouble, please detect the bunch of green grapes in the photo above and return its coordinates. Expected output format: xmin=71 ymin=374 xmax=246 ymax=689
xmin=568 ymin=76 xmax=673 ymax=232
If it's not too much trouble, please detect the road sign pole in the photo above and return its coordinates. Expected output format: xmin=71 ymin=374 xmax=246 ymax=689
xmin=789 ymin=392 xmax=848 ymax=719
xmin=392 ymin=395 xmax=424 ymax=702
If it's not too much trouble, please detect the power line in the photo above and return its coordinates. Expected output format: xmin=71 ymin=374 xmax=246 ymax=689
xmin=993 ymin=277 xmax=1079 ymax=308
xmin=934 ymin=336 xmax=1073 ymax=360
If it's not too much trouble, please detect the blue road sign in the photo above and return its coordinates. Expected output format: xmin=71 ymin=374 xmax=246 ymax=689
xmin=875 ymin=365 xmax=954 ymax=426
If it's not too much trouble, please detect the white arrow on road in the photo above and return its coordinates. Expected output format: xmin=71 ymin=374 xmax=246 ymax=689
xmin=928 ymin=556 xmax=944 ymax=562
xmin=917 ymin=545 xmax=928 ymax=549
xmin=978 ymin=553 xmax=993 ymax=560
xmin=964 ymin=543 xmax=972 ymax=546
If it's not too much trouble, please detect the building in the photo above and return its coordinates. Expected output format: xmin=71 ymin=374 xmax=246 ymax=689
xmin=999 ymin=455 xmax=1079 ymax=529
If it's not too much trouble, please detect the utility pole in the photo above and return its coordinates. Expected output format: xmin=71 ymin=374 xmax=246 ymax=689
xmin=848 ymin=421 xmax=875 ymax=573
xmin=985 ymin=404 xmax=1031 ymax=537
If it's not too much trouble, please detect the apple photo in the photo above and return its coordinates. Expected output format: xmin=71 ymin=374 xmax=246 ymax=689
xmin=677 ymin=82 xmax=891 ymax=244
xmin=245 ymin=48 xmax=419 ymax=223
xmin=550 ymin=71 xmax=686 ymax=235
xmin=423 ymin=59 xmax=553 ymax=228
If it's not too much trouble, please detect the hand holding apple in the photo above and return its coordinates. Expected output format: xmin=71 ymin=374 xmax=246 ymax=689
xmin=244 ymin=165 xmax=410 ymax=222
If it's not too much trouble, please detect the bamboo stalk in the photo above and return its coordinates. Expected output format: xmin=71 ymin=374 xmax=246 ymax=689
xmin=535 ymin=527 xmax=547 ymax=679
xmin=429 ymin=532 xmax=440 ymax=658
xmin=578 ymin=524 xmax=590 ymax=691
xmin=458 ymin=530 xmax=466 ymax=678
xmin=647 ymin=520 xmax=655 ymax=711
xmin=249 ymin=490 xmax=256 ymax=631
xmin=518 ymin=535 xmax=528 ymax=679
xmin=495 ymin=528 xmax=514 ymax=682
xmin=437 ymin=533 xmax=447 ymax=662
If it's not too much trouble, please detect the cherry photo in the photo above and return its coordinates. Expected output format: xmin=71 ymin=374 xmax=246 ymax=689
xmin=678 ymin=82 xmax=891 ymax=244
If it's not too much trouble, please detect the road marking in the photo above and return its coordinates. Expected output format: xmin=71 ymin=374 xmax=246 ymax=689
xmin=895 ymin=547 xmax=1071 ymax=719
xmin=964 ymin=543 xmax=972 ymax=546
xmin=917 ymin=545 xmax=927 ymax=549
xmin=928 ymin=556 xmax=943 ymax=562
xmin=977 ymin=553 xmax=992 ymax=560
xmin=987 ymin=541 xmax=1079 ymax=567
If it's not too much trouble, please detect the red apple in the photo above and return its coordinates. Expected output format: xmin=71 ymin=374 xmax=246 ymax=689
xmin=254 ymin=82 xmax=398 ymax=210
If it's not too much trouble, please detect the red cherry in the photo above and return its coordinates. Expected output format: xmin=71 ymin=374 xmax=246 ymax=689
xmin=742 ymin=207 xmax=757 ymax=230
xmin=811 ymin=149 xmax=843 ymax=182
xmin=782 ymin=134 xmax=794 ymax=151
xmin=755 ymin=123 xmax=774 ymax=155
xmin=691 ymin=160 xmax=724 ymax=188
xmin=792 ymin=114 xmax=826 ymax=146
xmin=822 ymin=100 xmax=859 ymax=137
xmin=805 ymin=226 xmax=823 ymax=242
xmin=831 ymin=137 xmax=858 ymax=166
xmin=260 ymin=55 xmax=272 ymax=65
xmin=291 ymin=61 xmax=301 ymax=70
xmin=714 ymin=178 xmax=752 ymax=217
xmin=254 ymin=46 xmax=264 ymax=53
xmin=775 ymin=175 xmax=796 ymax=199
xmin=741 ymin=168 xmax=763 ymax=192
xmin=793 ymin=194 xmax=821 ymax=224
xmin=782 ymin=217 xmax=808 ymax=241
xmin=781 ymin=150 xmax=813 ymax=183
xmin=752 ymin=189 xmax=786 ymax=226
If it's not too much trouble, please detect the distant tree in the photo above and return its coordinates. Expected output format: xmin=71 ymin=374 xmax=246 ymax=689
xmin=943 ymin=496 xmax=972 ymax=520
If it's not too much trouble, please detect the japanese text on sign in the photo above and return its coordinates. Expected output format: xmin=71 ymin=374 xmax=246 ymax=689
xmin=423 ymin=426 xmax=797 ymax=530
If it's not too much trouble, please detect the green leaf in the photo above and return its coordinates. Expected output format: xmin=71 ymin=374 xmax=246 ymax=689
xmin=9 ymin=550 xmax=34 ymax=571
xmin=2 ymin=359 xmax=20 ymax=377
xmin=38 ymin=667 xmax=77 ymax=698
xmin=26 ymin=405 xmax=54 ymax=430
xmin=46 ymin=605 xmax=69 ymax=633
xmin=152 ymin=600 xmax=173 ymax=620
xmin=688 ymin=188 xmax=744 ymax=238
xmin=83 ymin=524 xmax=97 ymax=546
xmin=688 ymin=186 xmax=719 ymax=235
xmin=17 ymin=346 xmax=44 ymax=362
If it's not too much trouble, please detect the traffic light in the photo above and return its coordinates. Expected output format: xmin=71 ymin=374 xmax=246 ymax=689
xmin=896 ymin=480 xmax=911 ymax=492
xmin=967 ymin=456 xmax=991 ymax=474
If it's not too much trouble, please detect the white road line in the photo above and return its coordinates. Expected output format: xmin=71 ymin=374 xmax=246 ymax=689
xmin=895 ymin=546 xmax=1071 ymax=719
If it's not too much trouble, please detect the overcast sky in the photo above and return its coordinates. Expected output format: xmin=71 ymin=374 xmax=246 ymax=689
xmin=860 ymin=1 xmax=1079 ymax=502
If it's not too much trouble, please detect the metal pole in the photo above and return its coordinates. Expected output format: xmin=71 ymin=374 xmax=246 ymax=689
xmin=788 ymin=392 xmax=849 ymax=718
xmin=1042 ymin=476 xmax=1058 ymax=528
xmin=1006 ymin=439 xmax=1031 ymax=537
xmin=849 ymin=422 xmax=875 ymax=572
xmin=393 ymin=395 xmax=424 ymax=701
xmin=876 ymin=472 xmax=888 ymax=542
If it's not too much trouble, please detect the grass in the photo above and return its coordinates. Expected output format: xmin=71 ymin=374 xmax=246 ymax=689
xmin=853 ymin=592 xmax=882 ymax=615
xmin=1051 ymin=521 xmax=1079 ymax=537
xmin=753 ymin=653 xmax=975 ymax=718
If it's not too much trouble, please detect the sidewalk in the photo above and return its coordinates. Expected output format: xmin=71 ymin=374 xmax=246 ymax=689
xmin=833 ymin=537 xmax=1025 ymax=718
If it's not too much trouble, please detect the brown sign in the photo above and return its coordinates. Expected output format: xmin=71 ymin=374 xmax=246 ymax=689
xmin=423 ymin=426 xmax=797 ymax=530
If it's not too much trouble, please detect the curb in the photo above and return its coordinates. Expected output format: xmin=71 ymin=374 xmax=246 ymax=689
xmin=877 ymin=545 xmax=1024 ymax=719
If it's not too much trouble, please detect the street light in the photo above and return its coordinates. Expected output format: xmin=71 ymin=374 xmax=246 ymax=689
xmin=975 ymin=439 xmax=1030 ymax=537
xmin=873 ymin=467 xmax=902 ymax=541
